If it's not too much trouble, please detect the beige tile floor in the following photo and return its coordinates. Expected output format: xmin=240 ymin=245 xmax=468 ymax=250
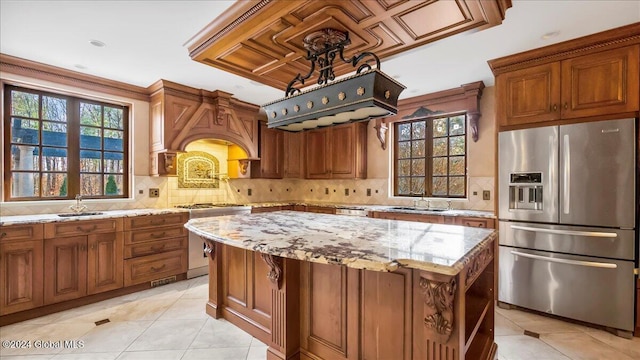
xmin=1 ymin=275 xmax=639 ymax=360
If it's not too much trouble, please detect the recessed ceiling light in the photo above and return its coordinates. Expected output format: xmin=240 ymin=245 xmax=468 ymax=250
xmin=392 ymin=74 xmax=401 ymax=79
xmin=74 ymin=64 xmax=87 ymax=70
xmin=89 ymin=39 xmax=106 ymax=47
xmin=541 ymin=31 xmax=560 ymax=40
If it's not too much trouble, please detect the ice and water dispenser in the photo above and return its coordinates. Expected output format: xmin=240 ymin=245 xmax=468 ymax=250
xmin=508 ymin=172 xmax=543 ymax=211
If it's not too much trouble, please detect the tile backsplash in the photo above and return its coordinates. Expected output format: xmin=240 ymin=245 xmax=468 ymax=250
xmin=0 ymin=176 xmax=494 ymax=216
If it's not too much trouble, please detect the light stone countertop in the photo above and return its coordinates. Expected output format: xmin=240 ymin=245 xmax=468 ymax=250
xmin=185 ymin=210 xmax=497 ymax=275
xmin=0 ymin=208 xmax=189 ymax=226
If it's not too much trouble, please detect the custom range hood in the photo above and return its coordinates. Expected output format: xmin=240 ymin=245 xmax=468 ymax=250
xmin=262 ymin=29 xmax=405 ymax=132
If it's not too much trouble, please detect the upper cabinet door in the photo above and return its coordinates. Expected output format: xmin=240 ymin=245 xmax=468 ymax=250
xmin=496 ymin=62 xmax=562 ymax=127
xmin=561 ymin=45 xmax=640 ymax=119
xmin=283 ymin=131 xmax=304 ymax=178
xmin=305 ymin=128 xmax=331 ymax=179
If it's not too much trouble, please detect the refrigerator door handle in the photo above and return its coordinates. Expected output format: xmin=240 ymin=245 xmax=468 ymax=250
xmin=510 ymin=225 xmax=618 ymax=238
xmin=563 ymin=134 xmax=570 ymax=214
xmin=510 ymin=251 xmax=618 ymax=269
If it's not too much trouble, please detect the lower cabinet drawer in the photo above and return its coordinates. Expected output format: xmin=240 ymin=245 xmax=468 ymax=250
xmin=124 ymin=249 xmax=187 ymax=286
xmin=124 ymin=226 xmax=187 ymax=244
xmin=124 ymin=237 xmax=186 ymax=259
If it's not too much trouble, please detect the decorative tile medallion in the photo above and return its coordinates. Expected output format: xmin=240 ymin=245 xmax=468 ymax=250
xmin=177 ymin=151 xmax=220 ymax=188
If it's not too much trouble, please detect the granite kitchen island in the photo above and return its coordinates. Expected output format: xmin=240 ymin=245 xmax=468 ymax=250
xmin=185 ymin=211 xmax=498 ymax=360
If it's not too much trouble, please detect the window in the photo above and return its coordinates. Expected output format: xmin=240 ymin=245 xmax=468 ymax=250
xmin=394 ymin=114 xmax=466 ymax=198
xmin=4 ymin=85 xmax=129 ymax=201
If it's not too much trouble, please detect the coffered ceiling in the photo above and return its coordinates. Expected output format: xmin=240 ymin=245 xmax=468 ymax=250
xmin=186 ymin=0 xmax=511 ymax=90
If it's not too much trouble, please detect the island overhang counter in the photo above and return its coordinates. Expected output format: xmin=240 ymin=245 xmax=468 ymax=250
xmin=185 ymin=211 xmax=498 ymax=360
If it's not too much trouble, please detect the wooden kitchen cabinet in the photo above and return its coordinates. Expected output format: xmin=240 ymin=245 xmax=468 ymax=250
xmin=490 ymin=22 xmax=640 ymax=129
xmin=369 ymin=211 xmax=444 ymax=224
xmin=123 ymin=213 xmax=188 ymax=286
xmin=444 ymin=216 xmax=496 ymax=229
xmin=252 ymin=121 xmax=284 ymax=178
xmin=0 ymin=225 xmax=44 ymax=315
xmin=43 ymin=218 xmax=124 ymax=304
xmin=283 ymin=130 xmax=304 ymax=178
xmin=305 ymin=122 xmax=367 ymax=179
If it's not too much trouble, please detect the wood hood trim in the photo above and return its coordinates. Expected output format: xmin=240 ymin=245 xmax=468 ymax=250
xmin=148 ymin=79 xmax=262 ymax=176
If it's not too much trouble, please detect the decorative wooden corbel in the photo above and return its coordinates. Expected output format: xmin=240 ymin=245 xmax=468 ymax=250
xmin=237 ymin=159 xmax=250 ymax=175
xmin=373 ymin=118 xmax=388 ymax=150
xmin=260 ymin=253 xmax=283 ymax=290
xmin=468 ymin=111 xmax=481 ymax=142
xmin=419 ymin=276 xmax=457 ymax=341
xmin=202 ymin=237 xmax=216 ymax=260
xmin=163 ymin=152 xmax=177 ymax=173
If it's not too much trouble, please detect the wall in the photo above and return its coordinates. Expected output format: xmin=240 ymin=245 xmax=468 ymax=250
xmin=0 ymin=70 xmax=496 ymax=215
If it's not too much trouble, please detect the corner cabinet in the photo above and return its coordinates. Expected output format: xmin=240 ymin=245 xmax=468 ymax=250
xmin=490 ymin=23 xmax=640 ymax=129
xmin=305 ymin=122 xmax=367 ymax=179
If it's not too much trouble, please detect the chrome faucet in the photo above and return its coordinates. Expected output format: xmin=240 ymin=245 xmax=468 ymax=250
xmin=411 ymin=191 xmax=430 ymax=209
xmin=69 ymin=194 xmax=87 ymax=213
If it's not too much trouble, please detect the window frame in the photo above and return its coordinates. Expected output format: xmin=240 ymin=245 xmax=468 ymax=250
xmin=3 ymin=84 xmax=130 ymax=202
xmin=392 ymin=112 xmax=468 ymax=199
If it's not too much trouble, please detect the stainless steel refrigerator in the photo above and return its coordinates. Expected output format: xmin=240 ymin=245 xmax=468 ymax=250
xmin=498 ymin=118 xmax=637 ymax=336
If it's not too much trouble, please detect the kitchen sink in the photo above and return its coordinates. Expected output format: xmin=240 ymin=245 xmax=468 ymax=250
xmin=57 ymin=212 xmax=104 ymax=217
xmin=389 ymin=207 xmax=447 ymax=212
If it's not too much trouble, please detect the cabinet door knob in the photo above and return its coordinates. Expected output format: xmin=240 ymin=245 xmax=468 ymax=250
xmin=564 ymin=102 xmax=568 ymax=110
xmin=0 ymin=232 xmax=6 ymax=239
xmin=552 ymin=104 xmax=557 ymax=111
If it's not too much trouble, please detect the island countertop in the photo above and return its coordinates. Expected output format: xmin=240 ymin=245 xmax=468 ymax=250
xmin=185 ymin=210 xmax=497 ymax=275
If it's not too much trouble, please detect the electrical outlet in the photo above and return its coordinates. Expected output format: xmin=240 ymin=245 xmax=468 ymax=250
xmin=344 ymin=188 xmax=349 ymax=196
xmin=482 ymin=190 xmax=490 ymax=200
xmin=248 ymin=188 xmax=252 ymax=196
xmin=366 ymin=188 xmax=371 ymax=196
xmin=149 ymin=188 xmax=159 ymax=198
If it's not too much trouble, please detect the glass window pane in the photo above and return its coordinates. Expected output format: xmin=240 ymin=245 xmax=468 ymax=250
xmin=81 ymin=174 xmax=102 ymax=196
xmin=398 ymin=159 xmax=411 ymax=176
xmin=412 ymin=121 xmax=425 ymax=139
xmin=397 ymin=123 xmax=411 ymax=141
xmin=433 ymin=118 xmax=448 ymax=137
xmin=11 ymin=172 xmax=39 ymax=197
xmin=41 ymin=148 xmax=67 ymax=171
xmin=80 ymin=126 xmax=102 ymax=149
xmin=411 ymin=178 xmax=424 ymax=194
xmin=398 ymin=141 xmax=411 ymax=159
xmin=433 ymin=138 xmax=447 ymax=157
xmin=80 ymin=103 xmax=102 ymax=126
xmin=449 ymin=136 xmax=465 ymax=156
xmin=104 ymin=130 xmax=124 ymax=152
xmin=11 ymin=91 xmax=39 ymax=118
xmin=397 ymin=177 xmax=410 ymax=195
xmin=11 ymin=118 xmax=39 ymax=145
xmin=411 ymin=159 xmax=424 ymax=176
xmin=432 ymin=157 xmax=447 ymax=176
xmin=411 ymin=140 xmax=425 ymax=157
xmin=104 ymin=107 xmax=123 ymax=129
xmin=449 ymin=115 xmax=465 ymax=135
xmin=449 ymin=176 xmax=465 ymax=196
xmin=42 ymin=173 xmax=67 ymax=197
xmin=11 ymin=145 xmax=39 ymax=171
xmin=80 ymin=150 xmax=102 ymax=172
xmin=449 ymin=156 xmax=465 ymax=176
xmin=42 ymin=96 xmax=67 ymax=122
xmin=432 ymin=177 xmax=447 ymax=196
xmin=104 ymin=174 xmax=123 ymax=195
xmin=104 ymin=152 xmax=124 ymax=173
xmin=42 ymin=121 xmax=67 ymax=146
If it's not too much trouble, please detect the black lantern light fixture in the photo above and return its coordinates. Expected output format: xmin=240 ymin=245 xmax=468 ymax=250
xmin=263 ymin=28 xmax=406 ymax=131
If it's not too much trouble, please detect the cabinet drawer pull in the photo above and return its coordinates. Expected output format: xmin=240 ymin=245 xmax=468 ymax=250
xmin=76 ymin=225 xmax=98 ymax=233
xmin=150 ymin=219 xmax=166 ymax=225
xmin=150 ymin=264 xmax=167 ymax=272
xmin=150 ymin=244 xmax=166 ymax=252
xmin=150 ymin=232 xmax=167 ymax=238
xmin=0 ymin=232 xmax=6 ymax=239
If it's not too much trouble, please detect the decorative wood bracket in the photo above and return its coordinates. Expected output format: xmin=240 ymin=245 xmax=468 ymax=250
xmin=419 ymin=276 xmax=457 ymax=341
xmin=163 ymin=152 xmax=177 ymax=173
xmin=468 ymin=111 xmax=480 ymax=142
xmin=465 ymin=243 xmax=493 ymax=289
xmin=260 ymin=253 xmax=283 ymax=290
xmin=238 ymin=159 xmax=251 ymax=175
xmin=202 ymin=237 xmax=216 ymax=260
xmin=373 ymin=118 xmax=388 ymax=150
